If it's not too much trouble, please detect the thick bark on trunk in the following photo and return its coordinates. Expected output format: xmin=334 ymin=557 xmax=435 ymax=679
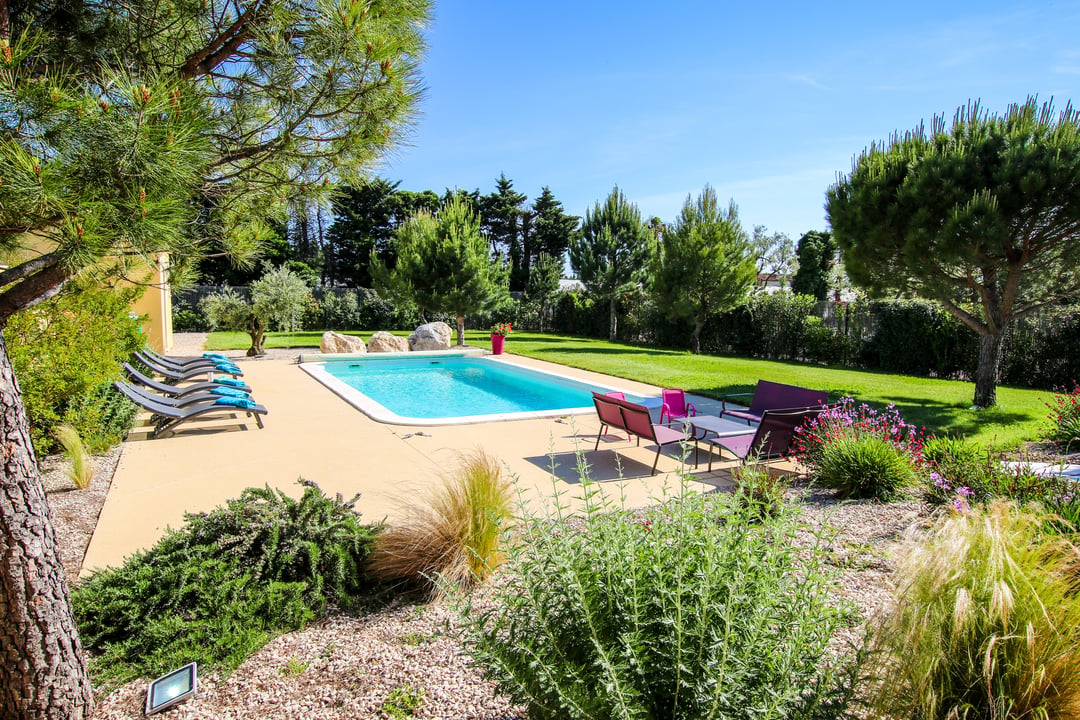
xmin=608 ymin=295 xmax=617 ymax=342
xmin=973 ymin=332 xmax=1003 ymax=408
xmin=0 ymin=333 xmax=94 ymax=719
xmin=456 ymin=315 xmax=464 ymax=346
xmin=690 ymin=321 xmax=703 ymax=355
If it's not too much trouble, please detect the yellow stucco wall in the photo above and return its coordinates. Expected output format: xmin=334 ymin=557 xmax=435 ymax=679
xmin=126 ymin=253 xmax=173 ymax=352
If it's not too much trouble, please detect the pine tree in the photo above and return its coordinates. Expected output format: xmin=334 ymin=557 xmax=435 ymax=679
xmin=372 ymin=198 xmax=509 ymax=344
xmin=569 ymin=187 xmax=654 ymax=342
xmin=0 ymin=0 xmax=429 ymax=715
xmin=651 ymin=187 xmax=757 ymax=353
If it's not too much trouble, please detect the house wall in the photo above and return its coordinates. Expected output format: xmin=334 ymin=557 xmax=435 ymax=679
xmin=126 ymin=253 xmax=173 ymax=352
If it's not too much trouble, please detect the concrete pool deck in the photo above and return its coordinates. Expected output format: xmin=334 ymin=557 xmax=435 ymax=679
xmin=82 ymin=347 xmax=774 ymax=573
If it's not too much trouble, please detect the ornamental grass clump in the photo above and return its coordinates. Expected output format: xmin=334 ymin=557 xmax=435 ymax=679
xmin=460 ymin=481 xmax=854 ymax=720
xmin=53 ymin=423 xmax=93 ymax=489
xmin=367 ymin=449 xmax=513 ymax=595
xmin=863 ymin=501 xmax=1080 ymax=720
xmin=794 ymin=397 xmax=925 ymax=499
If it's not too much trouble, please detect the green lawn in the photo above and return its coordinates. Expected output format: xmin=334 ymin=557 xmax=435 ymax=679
xmin=207 ymin=329 xmax=1052 ymax=448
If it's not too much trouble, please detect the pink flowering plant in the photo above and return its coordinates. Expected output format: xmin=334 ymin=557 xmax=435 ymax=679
xmin=1042 ymin=383 xmax=1080 ymax=450
xmin=490 ymin=322 xmax=512 ymax=337
xmin=792 ymin=397 xmax=926 ymax=499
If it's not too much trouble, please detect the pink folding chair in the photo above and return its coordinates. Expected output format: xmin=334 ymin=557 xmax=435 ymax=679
xmin=660 ymin=388 xmax=696 ymax=425
xmin=603 ymin=391 xmax=631 ymax=440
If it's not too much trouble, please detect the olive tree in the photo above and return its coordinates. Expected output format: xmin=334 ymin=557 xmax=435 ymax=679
xmin=201 ymin=266 xmax=311 ymax=356
xmin=827 ymin=99 xmax=1080 ymax=407
xmin=651 ymin=187 xmax=757 ymax=353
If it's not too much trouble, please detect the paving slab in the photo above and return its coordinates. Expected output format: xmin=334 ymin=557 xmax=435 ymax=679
xmin=81 ymin=352 xmax=759 ymax=572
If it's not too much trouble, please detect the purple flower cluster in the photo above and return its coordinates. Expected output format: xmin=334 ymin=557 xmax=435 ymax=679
xmin=793 ymin=397 xmax=927 ymax=473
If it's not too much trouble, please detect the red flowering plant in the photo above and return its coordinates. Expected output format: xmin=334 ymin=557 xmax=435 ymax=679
xmin=791 ymin=397 xmax=928 ymax=499
xmin=490 ymin=322 xmax=513 ymax=337
xmin=1042 ymin=383 xmax=1080 ymax=451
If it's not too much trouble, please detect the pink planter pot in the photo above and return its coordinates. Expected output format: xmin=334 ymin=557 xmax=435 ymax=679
xmin=491 ymin=334 xmax=505 ymax=355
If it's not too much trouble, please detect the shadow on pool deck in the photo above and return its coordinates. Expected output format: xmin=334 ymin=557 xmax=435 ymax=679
xmin=82 ymin=352 xmax=745 ymax=572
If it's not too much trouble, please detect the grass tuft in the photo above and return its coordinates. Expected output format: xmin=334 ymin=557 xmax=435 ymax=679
xmin=367 ymin=449 xmax=513 ymax=595
xmin=864 ymin=501 xmax=1080 ymax=720
xmin=54 ymin=423 xmax=94 ymax=489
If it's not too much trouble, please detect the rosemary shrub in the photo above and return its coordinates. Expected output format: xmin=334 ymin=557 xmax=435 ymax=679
xmin=74 ymin=480 xmax=378 ymax=685
xmin=460 ymin=481 xmax=854 ymax=720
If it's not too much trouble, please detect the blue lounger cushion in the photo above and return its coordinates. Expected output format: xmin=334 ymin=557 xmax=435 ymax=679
xmin=213 ymin=377 xmax=249 ymax=389
xmin=211 ymin=386 xmax=250 ymax=398
xmin=203 ymin=352 xmax=228 ymax=360
xmin=214 ymin=396 xmax=258 ymax=409
xmin=215 ymin=362 xmax=242 ymax=373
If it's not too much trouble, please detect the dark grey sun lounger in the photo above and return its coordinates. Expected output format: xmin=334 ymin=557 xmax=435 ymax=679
xmin=123 ymin=363 xmax=253 ymax=398
xmin=116 ymin=381 xmax=249 ymax=410
xmin=134 ymin=351 xmax=243 ymax=380
xmin=144 ymin=347 xmax=231 ymax=370
xmin=114 ymin=382 xmax=267 ymax=438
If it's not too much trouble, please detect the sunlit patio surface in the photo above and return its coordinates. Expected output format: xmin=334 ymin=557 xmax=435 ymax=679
xmin=81 ymin=352 xmax=778 ymax=573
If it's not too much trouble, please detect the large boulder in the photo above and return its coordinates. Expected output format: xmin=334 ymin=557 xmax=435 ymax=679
xmin=367 ymin=331 xmax=410 ymax=353
xmin=320 ymin=331 xmax=366 ymax=354
xmin=408 ymin=322 xmax=453 ymax=351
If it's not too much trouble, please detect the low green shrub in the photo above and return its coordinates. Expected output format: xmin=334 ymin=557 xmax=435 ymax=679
xmin=730 ymin=460 xmax=788 ymax=518
xmin=367 ymin=450 xmax=513 ymax=595
xmin=381 ymin=683 xmax=425 ymax=719
xmin=5 ymin=284 xmax=144 ymax=454
xmin=794 ymin=398 xmax=924 ymax=500
xmin=74 ymin=480 xmax=378 ymax=685
xmin=1041 ymin=384 xmax=1080 ymax=451
xmin=817 ymin=435 xmax=917 ymax=500
xmin=461 ymin=484 xmax=854 ymax=720
xmin=863 ymin=501 xmax=1080 ymax=720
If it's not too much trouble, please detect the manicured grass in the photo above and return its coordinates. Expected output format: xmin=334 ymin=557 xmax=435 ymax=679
xmin=206 ymin=329 xmax=1051 ymax=448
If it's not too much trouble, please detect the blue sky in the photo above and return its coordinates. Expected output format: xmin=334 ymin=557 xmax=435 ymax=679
xmin=379 ymin=1 xmax=1080 ymax=240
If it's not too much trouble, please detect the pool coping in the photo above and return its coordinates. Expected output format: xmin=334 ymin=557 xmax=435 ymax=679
xmin=298 ymin=350 xmax=653 ymax=426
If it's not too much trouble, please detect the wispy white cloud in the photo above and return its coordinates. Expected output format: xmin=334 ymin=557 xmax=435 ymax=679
xmin=787 ymin=74 xmax=829 ymax=90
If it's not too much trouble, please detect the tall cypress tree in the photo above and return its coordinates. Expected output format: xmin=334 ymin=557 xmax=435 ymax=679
xmin=528 ymin=186 xmax=580 ymax=272
xmin=791 ymin=231 xmax=836 ymax=300
xmin=481 ymin=174 xmax=527 ymax=289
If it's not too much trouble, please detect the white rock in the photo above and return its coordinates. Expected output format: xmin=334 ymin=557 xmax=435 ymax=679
xmin=319 ymin=331 xmax=366 ymax=354
xmin=408 ymin=322 xmax=453 ymax=351
xmin=367 ymin=331 xmax=410 ymax=353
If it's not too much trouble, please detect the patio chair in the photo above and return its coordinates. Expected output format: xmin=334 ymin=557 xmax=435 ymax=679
xmin=600 ymin=391 xmax=631 ymax=441
xmin=659 ymin=388 xmax=696 ymax=425
xmin=719 ymin=380 xmax=828 ymax=425
xmin=134 ymin=351 xmax=243 ymax=381
xmin=123 ymin=363 xmax=253 ymax=398
xmin=705 ymin=405 xmax=823 ymax=471
xmin=114 ymin=382 xmax=267 ymax=438
xmin=115 ymin=381 xmax=252 ymax=411
xmin=615 ymin=398 xmax=688 ymax=475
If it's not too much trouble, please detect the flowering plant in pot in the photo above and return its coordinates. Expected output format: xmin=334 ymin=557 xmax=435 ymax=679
xmin=490 ymin=322 xmax=513 ymax=336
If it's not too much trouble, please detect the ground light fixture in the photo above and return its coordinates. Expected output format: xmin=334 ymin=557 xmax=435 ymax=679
xmin=145 ymin=662 xmax=197 ymax=715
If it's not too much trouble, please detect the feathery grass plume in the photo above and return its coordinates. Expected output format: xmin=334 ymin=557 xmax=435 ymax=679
xmin=54 ymin=423 xmax=94 ymax=489
xmin=367 ymin=449 xmax=513 ymax=595
xmin=864 ymin=500 xmax=1080 ymax=720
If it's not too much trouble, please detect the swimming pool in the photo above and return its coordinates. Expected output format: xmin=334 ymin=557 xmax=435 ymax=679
xmin=299 ymin=351 xmax=648 ymax=425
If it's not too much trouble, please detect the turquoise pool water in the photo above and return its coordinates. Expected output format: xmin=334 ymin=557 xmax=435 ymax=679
xmin=321 ymin=356 xmax=620 ymax=420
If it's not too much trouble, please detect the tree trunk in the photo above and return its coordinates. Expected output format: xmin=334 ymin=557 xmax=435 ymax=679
xmin=246 ymin=317 xmax=265 ymax=356
xmin=973 ymin=331 xmax=1003 ymax=408
xmin=0 ymin=333 xmax=94 ymax=719
xmin=608 ymin=295 xmax=617 ymax=342
xmin=690 ymin=320 xmax=703 ymax=355
xmin=456 ymin=314 xmax=465 ymax=346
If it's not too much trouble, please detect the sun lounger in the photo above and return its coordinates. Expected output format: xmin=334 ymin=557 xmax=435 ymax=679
xmin=134 ymin=351 xmax=243 ymax=380
xmin=123 ymin=363 xmax=253 ymax=397
xmin=114 ymin=382 xmax=267 ymax=437
xmin=144 ymin=348 xmax=238 ymax=370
